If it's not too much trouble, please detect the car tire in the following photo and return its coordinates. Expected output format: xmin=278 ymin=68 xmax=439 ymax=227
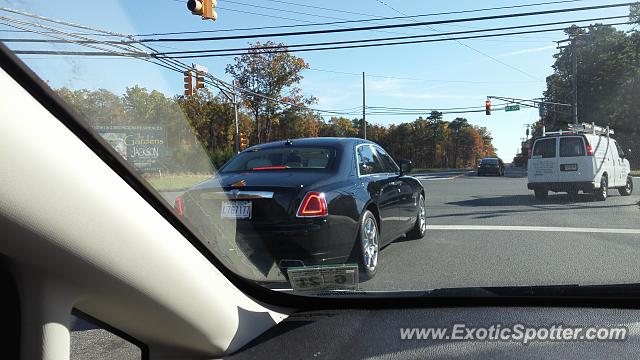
xmin=595 ymin=175 xmax=608 ymax=201
xmin=534 ymin=189 xmax=548 ymax=200
xmin=406 ymin=193 xmax=427 ymax=240
xmin=354 ymin=210 xmax=379 ymax=280
xmin=618 ymin=176 xmax=633 ymax=196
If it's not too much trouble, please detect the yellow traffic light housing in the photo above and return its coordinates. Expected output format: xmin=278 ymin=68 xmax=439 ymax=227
xmin=195 ymin=71 xmax=205 ymax=90
xmin=183 ymin=70 xmax=193 ymax=96
xmin=187 ymin=0 xmax=217 ymax=21
xmin=239 ymin=132 xmax=249 ymax=150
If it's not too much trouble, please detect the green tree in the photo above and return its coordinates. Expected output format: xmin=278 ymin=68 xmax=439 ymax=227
xmin=225 ymin=42 xmax=314 ymax=143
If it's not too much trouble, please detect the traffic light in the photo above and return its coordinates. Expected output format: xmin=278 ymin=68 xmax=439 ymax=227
xmin=183 ymin=70 xmax=193 ymax=96
xmin=485 ymin=100 xmax=491 ymax=115
xmin=195 ymin=70 xmax=205 ymax=91
xmin=239 ymin=132 xmax=249 ymax=150
xmin=187 ymin=0 xmax=218 ymax=21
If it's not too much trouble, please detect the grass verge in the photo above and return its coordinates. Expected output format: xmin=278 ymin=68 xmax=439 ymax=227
xmin=145 ymin=174 xmax=212 ymax=192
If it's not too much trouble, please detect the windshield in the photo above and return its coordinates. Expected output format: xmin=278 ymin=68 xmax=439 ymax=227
xmin=3 ymin=0 xmax=639 ymax=297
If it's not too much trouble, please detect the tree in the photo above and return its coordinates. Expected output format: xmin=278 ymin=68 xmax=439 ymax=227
xmin=320 ymin=117 xmax=358 ymax=137
xmin=225 ymin=42 xmax=314 ymax=143
xmin=541 ymin=18 xmax=639 ymax=165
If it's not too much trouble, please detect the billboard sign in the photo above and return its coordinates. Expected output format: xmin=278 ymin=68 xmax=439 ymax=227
xmin=94 ymin=125 xmax=166 ymax=171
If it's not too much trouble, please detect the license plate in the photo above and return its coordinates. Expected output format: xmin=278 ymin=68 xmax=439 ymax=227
xmin=287 ymin=264 xmax=359 ymax=291
xmin=561 ymin=163 xmax=578 ymax=171
xmin=221 ymin=201 xmax=252 ymax=219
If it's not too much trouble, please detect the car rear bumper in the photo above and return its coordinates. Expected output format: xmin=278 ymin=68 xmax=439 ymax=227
xmin=478 ymin=168 xmax=502 ymax=174
xmin=527 ymin=181 xmax=596 ymax=192
xmin=235 ymin=220 xmax=351 ymax=269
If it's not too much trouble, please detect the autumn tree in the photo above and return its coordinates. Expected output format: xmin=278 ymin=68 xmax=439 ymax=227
xmin=225 ymin=42 xmax=314 ymax=143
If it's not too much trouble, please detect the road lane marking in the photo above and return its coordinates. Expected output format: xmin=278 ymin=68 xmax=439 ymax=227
xmin=426 ymin=225 xmax=640 ymax=234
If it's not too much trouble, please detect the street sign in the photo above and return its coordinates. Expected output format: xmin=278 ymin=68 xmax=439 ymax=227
xmin=505 ymin=105 xmax=521 ymax=112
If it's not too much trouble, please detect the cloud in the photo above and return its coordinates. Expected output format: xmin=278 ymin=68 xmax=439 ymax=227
xmin=495 ymin=45 xmax=557 ymax=58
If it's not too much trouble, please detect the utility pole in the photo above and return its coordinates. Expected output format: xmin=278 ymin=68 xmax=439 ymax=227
xmin=233 ymin=82 xmax=240 ymax=153
xmin=362 ymin=72 xmax=366 ymax=140
xmin=571 ymin=37 xmax=578 ymax=125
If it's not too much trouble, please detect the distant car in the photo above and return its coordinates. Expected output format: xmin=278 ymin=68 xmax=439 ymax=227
xmin=175 ymin=138 xmax=426 ymax=280
xmin=527 ymin=123 xmax=633 ymax=201
xmin=477 ymin=157 xmax=505 ymax=176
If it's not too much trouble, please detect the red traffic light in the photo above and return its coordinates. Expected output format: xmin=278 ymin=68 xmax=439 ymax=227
xmin=485 ymin=100 xmax=491 ymax=115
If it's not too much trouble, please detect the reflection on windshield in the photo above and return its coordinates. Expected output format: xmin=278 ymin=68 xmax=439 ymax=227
xmin=3 ymin=1 xmax=640 ymax=295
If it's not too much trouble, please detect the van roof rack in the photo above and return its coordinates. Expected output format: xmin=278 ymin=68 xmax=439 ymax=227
xmin=542 ymin=122 xmax=614 ymax=137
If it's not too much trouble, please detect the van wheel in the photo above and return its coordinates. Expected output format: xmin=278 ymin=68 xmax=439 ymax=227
xmin=618 ymin=176 xmax=633 ymax=196
xmin=534 ymin=189 xmax=547 ymax=200
xmin=595 ymin=176 xmax=608 ymax=201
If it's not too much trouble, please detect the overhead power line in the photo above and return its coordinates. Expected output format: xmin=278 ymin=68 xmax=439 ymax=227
xmin=152 ymin=21 xmax=633 ymax=58
xmin=143 ymin=0 xmax=587 ymax=36
xmin=5 ymin=15 xmax=624 ymax=48
xmin=373 ymin=0 xmax=541 ymax=80
xmin=12 ymin=20 xmax=631 ymax=58
xmin=139 ymin=2 xmax=637 ymax=42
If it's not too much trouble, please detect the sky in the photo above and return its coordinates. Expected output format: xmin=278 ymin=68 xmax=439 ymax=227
xmin=0 ymin=0 xmax=634 ymax=160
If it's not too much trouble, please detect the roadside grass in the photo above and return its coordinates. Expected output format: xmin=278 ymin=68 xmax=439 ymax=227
xmin=631 ymin=169 xmax=640 ymax=177
xmin=145 ymin=174 xmax=213 ymax=192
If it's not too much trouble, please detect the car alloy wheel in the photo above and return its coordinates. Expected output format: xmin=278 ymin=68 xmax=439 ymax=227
xmin=360 ymin=211 xmax=379 ymax=276
xmin=407 ymin=194 xmax=427 ymax=239
xmin=619 ymin=176 xmax=633 ymax=196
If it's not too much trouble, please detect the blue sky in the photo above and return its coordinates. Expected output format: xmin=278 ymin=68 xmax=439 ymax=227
xmin=1 ymin=0 xmax=633 ymax=159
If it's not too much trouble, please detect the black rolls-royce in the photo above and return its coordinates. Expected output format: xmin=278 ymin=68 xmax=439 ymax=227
xmin=175 ymin=137 xmax=426 ymax=280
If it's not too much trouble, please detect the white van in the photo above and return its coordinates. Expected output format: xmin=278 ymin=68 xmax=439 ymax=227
xmin=527 ymin=123 xmax=633 ymax=201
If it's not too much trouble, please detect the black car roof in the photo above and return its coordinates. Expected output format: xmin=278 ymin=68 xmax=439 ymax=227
xmin=243 ymin=137 xmax=373 ymax=151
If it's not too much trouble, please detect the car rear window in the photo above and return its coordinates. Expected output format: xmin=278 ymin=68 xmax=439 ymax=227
xmin=481 ymin=158 xmax=498 ymax=164
xmin=220 ymin=147 xmax=337 ymax=173
xmin=560 ymin=137 xmax=585 ymax=157
xmin=532 ymin=138 xmax=556 ymax=158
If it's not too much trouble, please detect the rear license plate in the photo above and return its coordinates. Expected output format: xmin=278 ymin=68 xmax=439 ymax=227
xmin=287 ymin=264 xmax=359 ymax=291
xmin=221 ymin=201 xmax=252 ymax=219
xmin=561 ymin=163 xmax=578 ymax=171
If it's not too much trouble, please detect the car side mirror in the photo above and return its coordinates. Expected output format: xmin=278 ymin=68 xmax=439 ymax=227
xmin=398 ymin=159 xmax=412 ymax=175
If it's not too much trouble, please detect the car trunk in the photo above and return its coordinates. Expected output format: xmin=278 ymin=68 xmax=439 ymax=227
xmin=190 ymin=170 xmax=329 ymax=225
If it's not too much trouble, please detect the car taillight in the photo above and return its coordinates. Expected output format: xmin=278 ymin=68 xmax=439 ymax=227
xmin=174 ymin=195 xmax=184 ymax=216
xmin=586 ymin=144 xmax=593 ymax=156
xmin=296 ymin=192 xmax=328 ymax=217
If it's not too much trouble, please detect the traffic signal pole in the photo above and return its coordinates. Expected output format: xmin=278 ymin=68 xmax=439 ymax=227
xmin=233 ymin=82 xmax=240 ymax=154
xmin=571 ymin=37 xmax=578 ymax=125
xmin=362 ymin=72 xmax=366 ymax=140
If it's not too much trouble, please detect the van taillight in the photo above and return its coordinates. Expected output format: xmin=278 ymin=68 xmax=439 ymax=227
xmin=174 ymin=195 xmax=184 ymax=216
xmin=586 ymin=144 xmax=593 ymax=156
xmin=296 ymin=192 xmax=328 ymax=217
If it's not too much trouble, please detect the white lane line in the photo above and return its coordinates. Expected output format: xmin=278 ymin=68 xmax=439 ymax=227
xmin=426 ymin=225 xmax=640 ymax=234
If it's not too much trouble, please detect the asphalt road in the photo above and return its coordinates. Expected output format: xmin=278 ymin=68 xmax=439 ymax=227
xmin=158 ymin=170 xmax=640 ymax=292
xmin=365 ymin=171 xmax=640 ymax=290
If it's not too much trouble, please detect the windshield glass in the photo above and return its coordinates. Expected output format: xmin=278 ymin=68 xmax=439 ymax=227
xmin=3 ymin=0 xmax=639 ymax=297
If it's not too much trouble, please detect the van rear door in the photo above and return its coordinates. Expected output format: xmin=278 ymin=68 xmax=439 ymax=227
xmin=558 ymin=136 xmax=591 ymax=183
xmin=529 ymin=137 xmax=558 ymax=183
